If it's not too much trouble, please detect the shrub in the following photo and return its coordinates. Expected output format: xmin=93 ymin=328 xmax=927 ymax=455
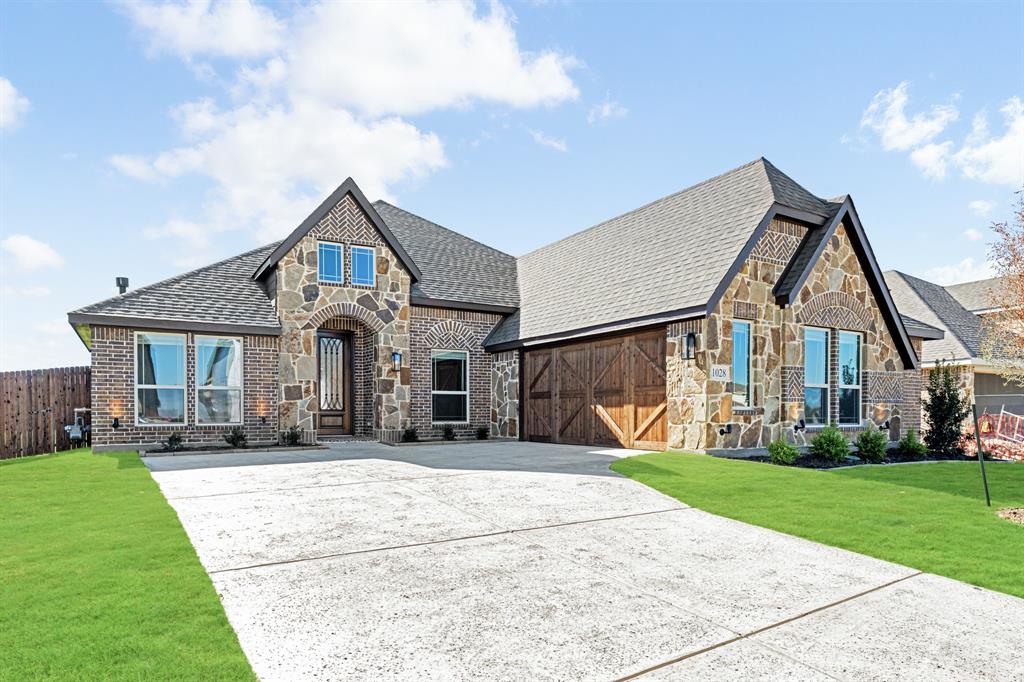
xmin=923 ymin=359 xmax=970 ymax=455
xmin=282 ymin=425 xmax=302 ymax=446
xmin=223 ymin=426 xmax=247 ymax=449
xmin=767 ymin=437 xmax=799 ymax=465
xmin=475 ymin=425 xmax=489 ymax=440
xmin=898 ymin=428 xmax=928 ymax=458
xmin=810 ymin=424 xmax=850 ymax=463
xmin=855 ymin=428 xmax=888 ymax=463
xmin=401 ymin=427 xmax=419 ymax=443
xmin=441 ymin=424 xmax=456 ymax=441
xmin=163 ymin=432 xmax=184 ymax=452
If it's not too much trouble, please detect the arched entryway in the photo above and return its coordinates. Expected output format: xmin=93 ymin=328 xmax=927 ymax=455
xmin=316 ymin=316 xmax=376 ymax=437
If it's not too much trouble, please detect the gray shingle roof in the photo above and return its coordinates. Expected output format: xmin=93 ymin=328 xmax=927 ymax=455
xmin=70 ymin=243 xmax=281 ymax=333
xmin=900 ymin=314 xmax=945 ymax=340
xmin=945 ymin=276 xmax=1009 ymax=313
xmin=884 ymin=270 xmax=981 ymax=362
xmin=487 ymin=158 xmax=832 ymax=347
xmin=372 ymin=201 xmax=519 ymax=309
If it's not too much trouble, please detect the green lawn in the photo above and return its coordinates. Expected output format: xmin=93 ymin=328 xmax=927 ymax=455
xmin=611 ymin=452 xmax=1024 ymax=599
xmin=0 ymin=449 xmax=254 ymax=681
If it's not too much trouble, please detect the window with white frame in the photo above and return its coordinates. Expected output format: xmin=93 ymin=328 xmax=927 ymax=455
xmin=431 ymin=350 xmax=468 ymax=422
xmin=350 ymin=245 xmax=375 ymax=286
xmin=318 ymin=241 xmax=343 ymax=284
xmin=196 ymin=336 xmax=243 ymax=425
xmin=732 ymin=321 xmax=751 ymax=407
xmin=838 ymin=331 xmax=861 ymax=425
xmin=804 ymin=327 xmax=829 ymax=425
xmin=136 ymin=332 xmax=186 ymax=425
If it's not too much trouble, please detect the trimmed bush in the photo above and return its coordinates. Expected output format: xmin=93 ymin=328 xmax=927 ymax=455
xmin=441 ymin=424 xmax=456 ymax=441
xmin=282 ymin=425 xmax=302 ymax=446
xmin=163 ymin=432 xmax=184 ymax=452
xmin=810 ymin=424 xmax=849 ymax=463
xmin=856 ymin=428 xmax=888 ymax=463
xmin=223 ymin=427 xmax=247 ymax=449
xmin=768 ymin=437 xmax=799 ymax=465
xmin=475 ymin=425 xmax=489 ymax=440
xmin=923 ymin=359 xmax=970 ymax=455
xmin=401 ymin=427 xmax=419 ymax=443
xmin=898 ymin=428 xmax=928 ymax=458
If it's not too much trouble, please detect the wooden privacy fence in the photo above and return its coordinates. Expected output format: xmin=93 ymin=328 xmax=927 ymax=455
xmin=1 ymin=367 xmax=91 ymax=459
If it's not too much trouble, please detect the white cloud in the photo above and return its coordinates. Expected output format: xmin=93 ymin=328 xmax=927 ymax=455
xmin=860 ymin=81 xmax=958 ymax=151
xmin=283 ymin=1 xmax=579 ymax=116
xmin=529 ymin=129 xmax=567 ymax=152
xmin=920 ymin=257 xmax=995 ymax=285
xmin=0 ymin=235 xmax=65 ymax=271
xmin=112 ymin=1 xmax=579 ymax=253
xmin=587 ymin=92 xmax=628 ymax=124
xmin=952 ymin=97 xmax=1024 ymax=186
xmin=119 ymin=0 xmax=284 ymax=60
xmin=963 ymin=228 xmax=983 ymax=242
xmin=968 ymin=199 xmax=995 ymax=217
xmin=909 ymin=142 xmax=952 ymax=179
xmin=0 ymin=77 xmax=30 ymax=129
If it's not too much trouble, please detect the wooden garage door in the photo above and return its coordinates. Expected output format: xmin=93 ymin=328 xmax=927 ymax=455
xmin=523 ymin=329 xmax=667 ymax=449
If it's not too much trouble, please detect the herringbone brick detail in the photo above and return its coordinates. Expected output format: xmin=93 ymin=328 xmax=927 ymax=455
xmin=313 ymin=194 xmax=385 ymax=246
xmin=866 ymin=371 xmax=904 ymax=403
xmin=424 ymin=319 xmax=475 ymax=350
xmin=749 ymin=219 xmax=804 ymax=265
xmin=733 ymin=301 xmax=759 ymax=320
xmin=797 ymin=291 xmax=873 ymax=331
xmin=781 ymin=365 xmax=804 ymax=402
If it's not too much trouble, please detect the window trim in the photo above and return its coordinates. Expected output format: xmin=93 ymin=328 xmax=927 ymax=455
xmin=194 ymin=335 xmax=244 ymax=426
xmin=430 ymin=348 xmax=469 ymax=424
xmin=731 ymin=320 xmax=752 ymax=408
xmin=837 ymin=330 xmax=862 ymax=425
xmin=349 ymin=245 xmax=376 ymax=287
xmin=803 ymin=326 xmax=830 ymax=425
xmin=134 ymin=331 xmax=187 ymax=427
xmin=317 ymin=241 xmax=344 ymax=285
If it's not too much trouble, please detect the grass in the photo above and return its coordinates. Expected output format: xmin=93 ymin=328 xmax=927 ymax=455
xmin=611 ymin=452 xmax=1024 ymax=599
xmin=0 ymin=449 xmax=254 ymax=681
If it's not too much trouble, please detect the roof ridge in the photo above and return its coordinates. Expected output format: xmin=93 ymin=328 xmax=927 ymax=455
xmin=72 ymin=241 xmax=280 ymax=314
xmin=372 ymin=200 xmax=516 ymax=259
xmin=517 ymin=157 xmax=770 ymax=259
xmin=760 ymin=158 xmax=831 ymax=216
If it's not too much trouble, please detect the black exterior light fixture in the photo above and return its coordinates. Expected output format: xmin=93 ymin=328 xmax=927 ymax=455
xmin=684 ymin=332 xmax=697 ymax=360
xmin=112 ymin=417 xmax=121 ymax=430
xmin=718 ymin=424 xmax=733 ymax=436
xmin=879 ymin=420 xmax=890 ymax=432
xmin=260 ymin=416 xmax=268 ymax=425
xmin=793 ymin=418 xmax=806 ymax=433
xmin=391 ymin=351 xmax=402 ymax=372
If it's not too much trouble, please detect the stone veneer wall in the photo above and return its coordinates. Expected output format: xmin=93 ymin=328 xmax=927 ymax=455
xmin=90 ymin=325 xmax=279 ymax=448
xmin=670 ymin=218 xmax=912 ymax=450
xmin=408 ymin=306 xmax=503 ymax=439
xmin=490 ymin=351 xmax=519 ymax=438
xmin=320 ymin=317 xmax=375 ymax=437
xmin=275 ymin=192 xmax=411 ymax=441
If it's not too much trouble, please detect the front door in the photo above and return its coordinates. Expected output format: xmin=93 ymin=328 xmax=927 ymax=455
xmin=317 ymin=331 xmax=353 ymax=435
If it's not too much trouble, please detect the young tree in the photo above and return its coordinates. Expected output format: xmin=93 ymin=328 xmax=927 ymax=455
xmin=923 ymin=360 xmax=971 ymax=455
xmin=981 ymin=190 xmax=1024 ymax=385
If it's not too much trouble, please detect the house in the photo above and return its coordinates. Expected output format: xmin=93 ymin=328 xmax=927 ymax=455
xmin=69 ymin=158 xmax=939 ymax=453
xmin=886 ymin=272 xmax=1023 ymax=416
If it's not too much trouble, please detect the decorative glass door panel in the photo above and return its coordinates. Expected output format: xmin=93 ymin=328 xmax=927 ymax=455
xmin=318 ymin=333 xmax=352 ymax=435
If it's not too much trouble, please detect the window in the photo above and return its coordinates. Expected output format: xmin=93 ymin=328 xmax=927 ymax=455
xmin=431 ymin=350 xmax=468 ymax=422
xmin=804 ymin=327 xmax=829 ymax=425
xmin=136 ymin=332 xmax=186 ymax=425
xmin=196 ymin=336 xmax=243 ymax=425
xmin=732 ymin=321 xmax=751 ymax=407
xmin=838 ymin=331 xmax=861 ymax=425
xmin=350 ymin=246 xmax=375 ymax=286
xmin=318 ymin=242 xmax=343 ymax=284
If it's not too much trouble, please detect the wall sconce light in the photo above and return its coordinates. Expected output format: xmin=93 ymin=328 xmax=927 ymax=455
xmin=112 ymin=417 xmax=121 ymax=430
xmin=793 ymin=418 xmax=806 ymax=433
xmin=879 ymin=420 xmax=890 ymax=432
xmin=684 ymin=332 xmax=697 ymax=360
xmin=718 ymin=423 xmax=733 ymax=436
xmin=260 ymin=415 xmax=268 ymax=425
xmin=391 ymin=351 xmax=402 ymax=372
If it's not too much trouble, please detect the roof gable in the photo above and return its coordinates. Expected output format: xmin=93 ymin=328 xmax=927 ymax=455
xmin=252 ymin=178 xmax=421 ymax=282
xmin=885 ymin=270 xmax=982 ymax=362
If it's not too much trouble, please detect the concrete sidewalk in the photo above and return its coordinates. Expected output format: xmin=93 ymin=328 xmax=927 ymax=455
xmin=148 ymin=442 xmax=1024 ymax=681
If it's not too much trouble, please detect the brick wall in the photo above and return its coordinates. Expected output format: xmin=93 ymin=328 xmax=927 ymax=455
xmin=90 ymin=326 xmax=279 ymax=448
xmin=409 ymin=306 xmax=504 ymax=439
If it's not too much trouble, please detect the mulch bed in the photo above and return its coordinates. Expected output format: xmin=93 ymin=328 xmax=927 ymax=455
xmin=749 ymin=451 xmax=976 ymax=470
xmin=998 ymin=508 xmax=1024 ymax=526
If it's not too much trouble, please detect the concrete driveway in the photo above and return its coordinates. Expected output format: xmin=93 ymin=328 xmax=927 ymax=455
xmin=147 ymin=442 xmax=1024 ymax=681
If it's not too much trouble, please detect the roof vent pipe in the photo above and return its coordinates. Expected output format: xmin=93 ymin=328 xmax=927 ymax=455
xmin=116 ymin=277 xmax=129 ymax=295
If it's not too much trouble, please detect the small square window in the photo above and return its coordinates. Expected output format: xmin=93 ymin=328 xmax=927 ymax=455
xmin=318 ymin=242 xmax=343 ymax=284
xmin=351 ymin=246 xmax=375 ymax=286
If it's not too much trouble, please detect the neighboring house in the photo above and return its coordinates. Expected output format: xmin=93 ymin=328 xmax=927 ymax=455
xmin=886 ymin=272 xmax=1023 ymax=417
xmin=69 ymin=158 xmax=937 ymax=453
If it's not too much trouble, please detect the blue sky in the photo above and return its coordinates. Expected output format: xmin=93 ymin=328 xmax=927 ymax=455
xmin=1 ymin=0 xmax=1022 ymax=370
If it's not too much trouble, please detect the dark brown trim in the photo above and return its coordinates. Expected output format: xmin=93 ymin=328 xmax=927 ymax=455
xmin=773 ymin=201 xmax=848 ymax=306
xmin=410 ymin=296 xmax=518 ymax=315
xmin=517 ymin=348 xmax=525 ymax=442
xmin=316 ymin=329 xmax=354 ymax=436
xmin=67 ymin=312 xmax=282 ymax=337
xmin=252 ymin=178 xmax=422 ymax=282
xmin=484 ymin=306 xmax=705 ymax=352
xmin=704 ymin=205 xmax=783 ymax=317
